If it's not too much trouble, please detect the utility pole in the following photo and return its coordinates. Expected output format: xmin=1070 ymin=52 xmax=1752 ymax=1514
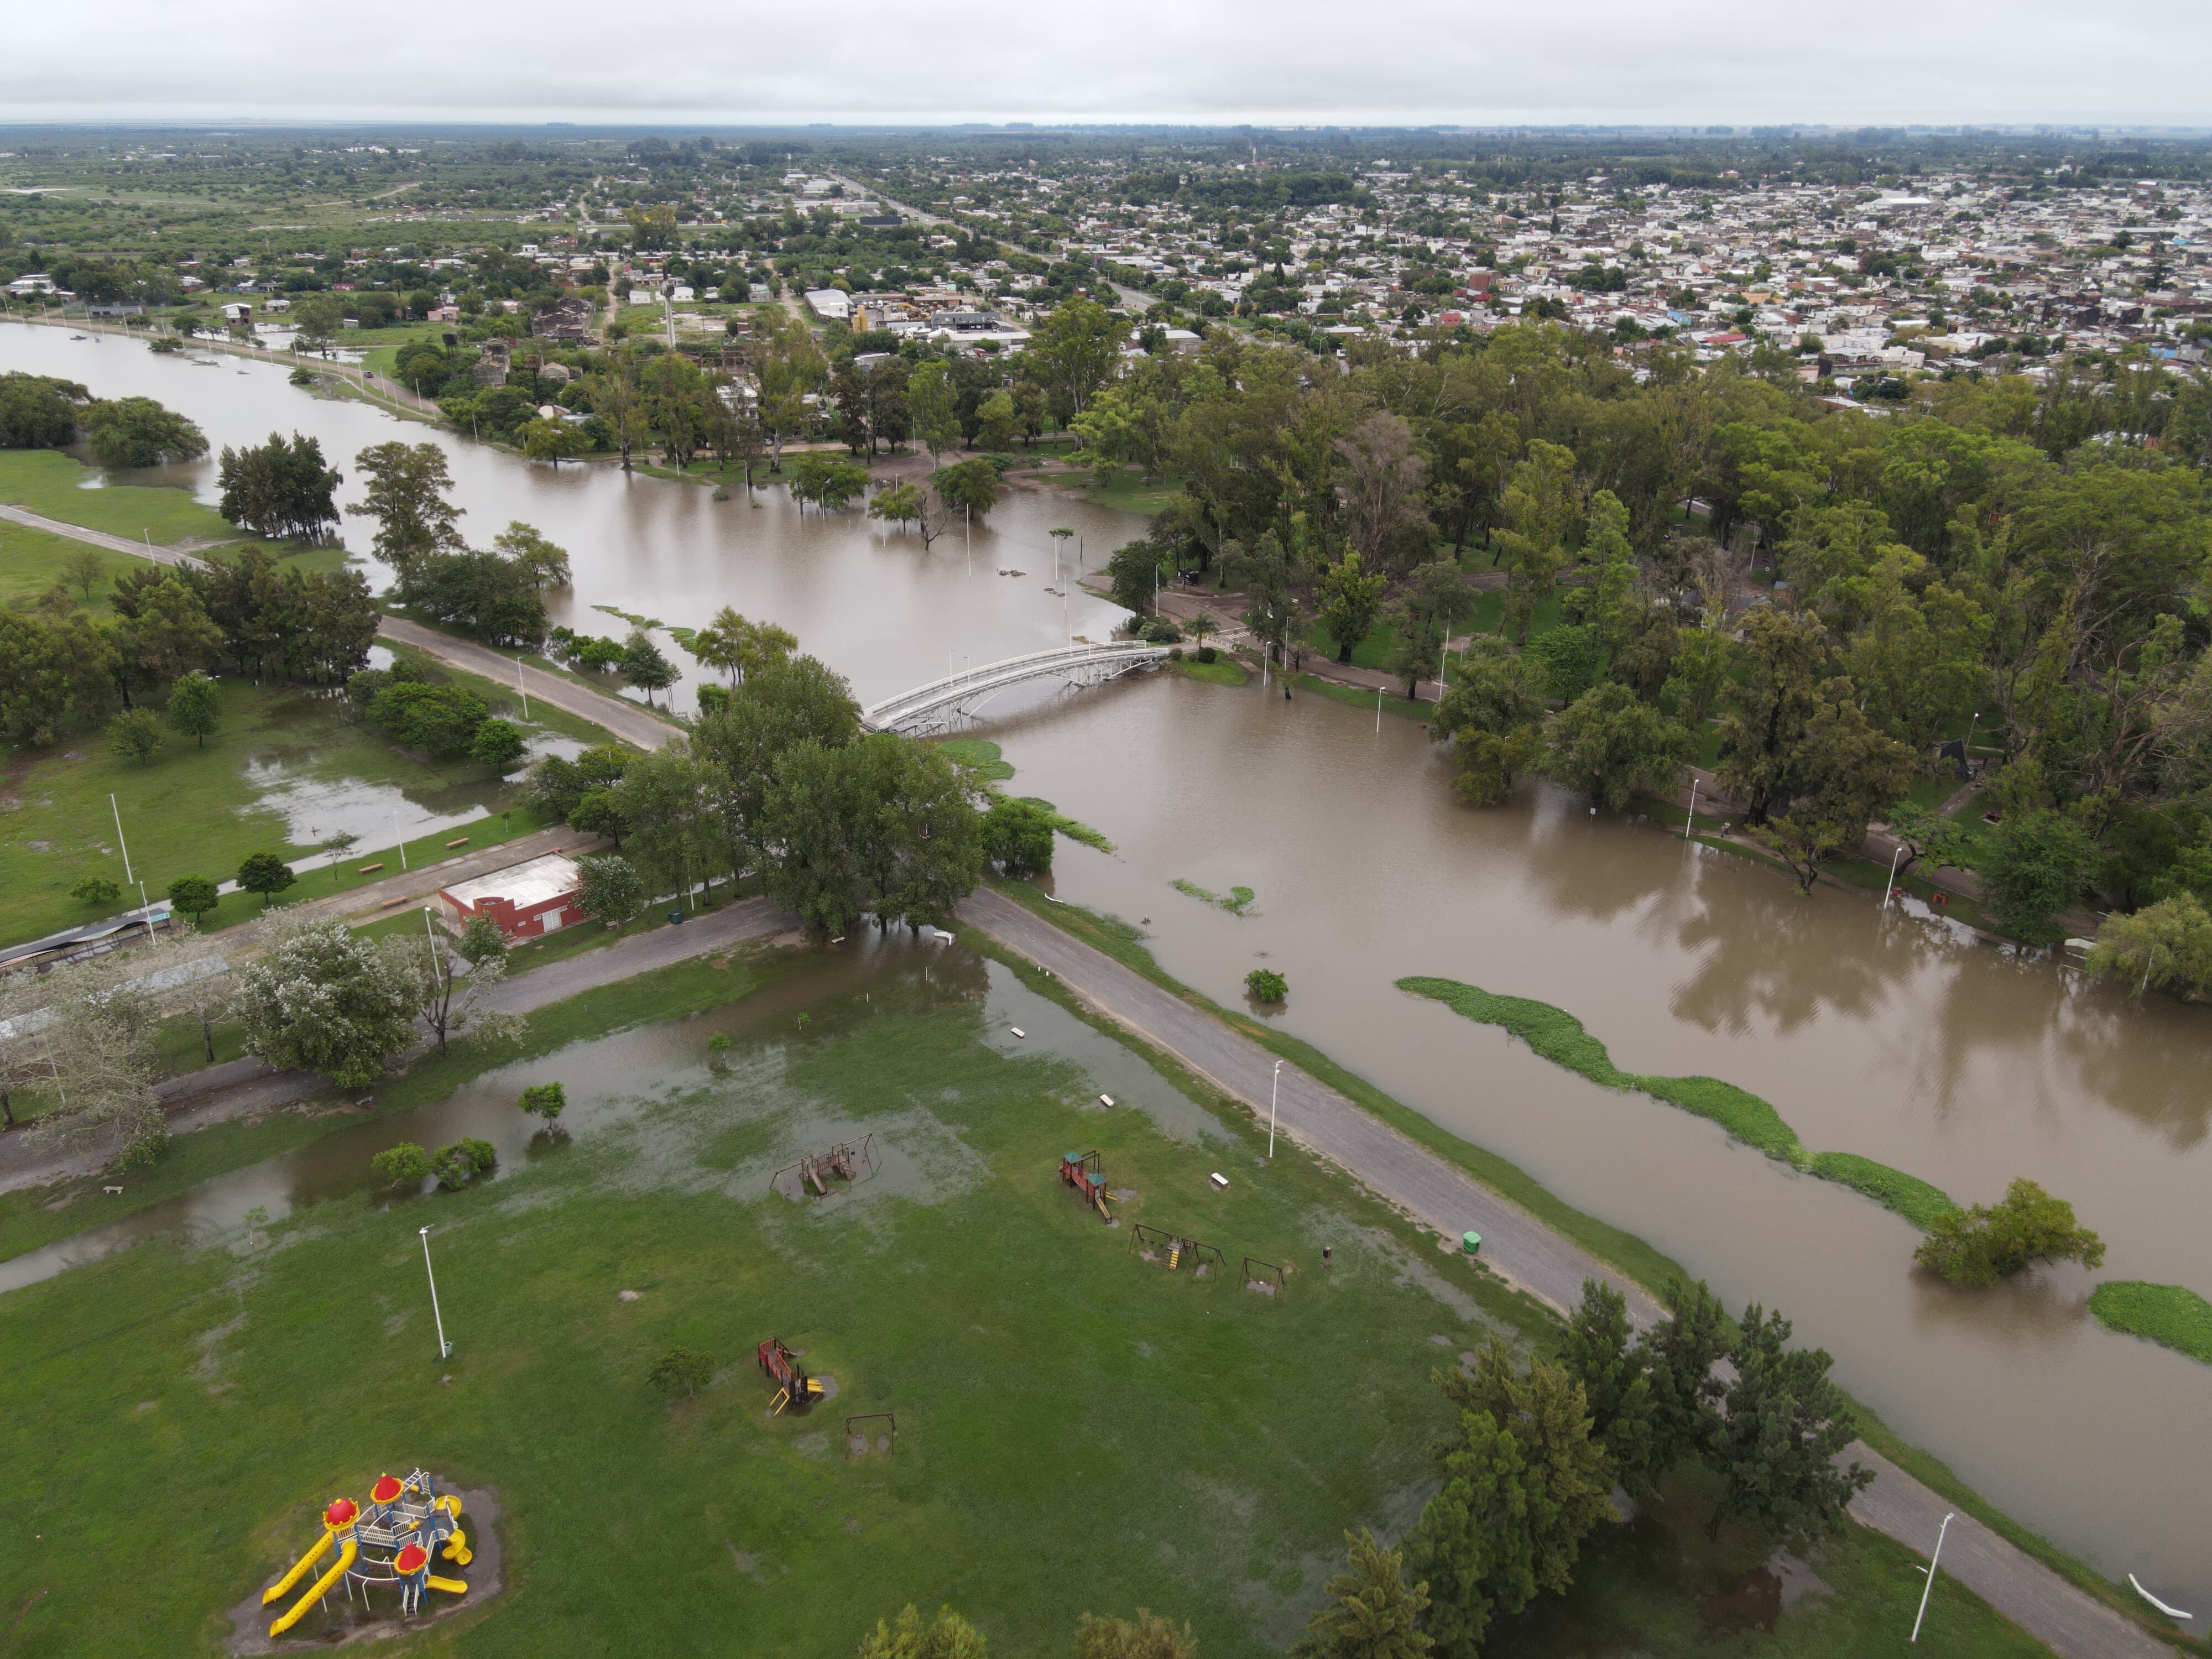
xmin=1267 ymin=1060 xmax=1282 ymax=1159
xmin=1910 ymin=1513 xmax=1953 ymax=1642
xmin=109 ymin=792 xmax=133 ymax=885
xmin=419 ymin=1227 xmax=453 ymax=1359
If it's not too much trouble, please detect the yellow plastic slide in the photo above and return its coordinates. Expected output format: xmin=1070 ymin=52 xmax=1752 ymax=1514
xmin=259 ymin=1530 xmax=333 ymax=1606
xmin=425 ymin=1572 xmax=469 ymax=1596
xmin=269 ymin=1538 xmax=356 ymax=1636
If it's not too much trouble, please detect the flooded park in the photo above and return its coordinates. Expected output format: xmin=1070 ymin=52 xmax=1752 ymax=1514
xmin=6 ymin=317 xmax=2211 ymax=1624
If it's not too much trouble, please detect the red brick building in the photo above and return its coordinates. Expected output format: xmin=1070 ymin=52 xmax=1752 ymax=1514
xmin=437 ymin=852 xmax=586 ymax=942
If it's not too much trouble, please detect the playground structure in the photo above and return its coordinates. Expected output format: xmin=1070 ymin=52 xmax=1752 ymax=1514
xmin=1128 ymin=1220 xmax=1226 ymax=1276
xmin=758 ymin=1337 xmax=825 ymax=1415
xmin=1242 ymin=1256 xmax=1287 ymax=1297
xmin=1058 ymin=1150 xmax=1113 ymax=1222
xmin=773 ymin=1134 xmax=878 ymax=1199
xmin=260 ymin=1470 xmax=472 ymax=1638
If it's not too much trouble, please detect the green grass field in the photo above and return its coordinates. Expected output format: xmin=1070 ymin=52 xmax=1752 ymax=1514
xmin=0 ymin=937 xmax=2057 ymax=1658
xmin=0 ymin=448 xmax=238 ymax=546
xmin=0 ymin=642 xmax=609 ymax=950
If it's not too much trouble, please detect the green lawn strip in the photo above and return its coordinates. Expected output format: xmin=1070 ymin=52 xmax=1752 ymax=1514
xmin=0 ymin=448 xmax=233 ymax=544
xmin=2089 ymin=1281 xmax=2212 ymax=1364
xmin=1287 ymin=671 xmax=1430 ymax=722
xmin=983 ymin=879 xmax=2172 ymax=1645
xmin=1396 ymin=977 xmax=1959 ymax=1228
xmin=0 ymin=951 xmax=1529 ymax=1657
xmin=1172 ymin=878 xmax=1255 ymax=916
xmin=1013 ymin=796 xmax=1113 ymax=854
xmin=0 ymin=945 xmax=787 ymax=1265
xmin=1171 ymin=654 xmax=1249 ymax=687
xmin=1306 ymin=617 xmax=1401 ymax=671
xmin=936 ymin=738 xmax=1014 ymax=781
xmin=0 ymin=523 xmax=145 ymax=614
xmin=1803 ymin=1153 xmax=1960 ymax=1230
xmin=980 ymin=878 xmax=1689 ymax=1297
xmin=379 ymin=614 xmax=664 ymax=738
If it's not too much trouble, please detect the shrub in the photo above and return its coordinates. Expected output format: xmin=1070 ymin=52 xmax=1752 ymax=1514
xmin=1914 ymin=1178 xmax=2104 ymax=1287
xmin=1978 ymin=809 xmax=2098 ymax=944
xmin=107 ymin=707 xmax=165 ymax=766
xmin=166 ymin=873 xmax=219 ymax=921
xmin=983 ymin=796 xmax=1056 ymax=878
xmin=431 ymin=1138 xmax=498 ymax=1190
xmin=1194 ymin=645 xmax=1218 ymax=664
xmin=518 ymin=1082 xmax=566 ymax=1121
xmin=648 ymin=1346 xmax=713 ymax=1400
xmin=69 ymin=876 xmax=123 ymax=907
xmin=1246 ymin=967 xmax=1288 ymax=1002
xmin=372 ymin=1142 xmax=434 ymax=1185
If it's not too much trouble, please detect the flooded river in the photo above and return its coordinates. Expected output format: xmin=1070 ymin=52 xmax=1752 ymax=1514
xmin=7 ymin=319 xmax=2209 ymax=1625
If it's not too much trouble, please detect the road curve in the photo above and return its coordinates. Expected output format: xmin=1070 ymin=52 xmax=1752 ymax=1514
xmin=955 ymin=884 xmax=2177 ymax=1659
xmin=377 ymin=615 xmax=681 ymax=750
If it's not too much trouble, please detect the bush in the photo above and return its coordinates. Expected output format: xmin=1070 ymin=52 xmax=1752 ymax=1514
xmin=1194 ymin=645 xmax=1218 ymax=664
xmin=983 ymin=796 xmax=1056 ymax=878
xmin=112 ymin=1127 xmax=168 ymax=1172
xmin=648 ymin=1346 xmax=713 ymax=1400
xmin=107 ymin=707 xmax=164 ymax=766
xmin=1914 ymin=1177 xmax=2104 ymax=1287
xmin=166 ymin=873 xmax=219 ymax=921
xmin=469 ymin=717 xmax=528 ymax=771
xmin=372 ymin=1142 xmax=434 ymax=1185
xmin=237 ymin=851 xmax=297 ymax=906
xmin=371 ymin=681 xmax=490 ymax=759
xmin=1246 ymin=967 xmax=1288 ymax=1002
xmin=69 ymin=876 xmax=123 ymax=907
xmin=518 ymin=1082 xmax=566 ymax=1121
xmin=431 ymin=1138 xmax=498 ymax=1190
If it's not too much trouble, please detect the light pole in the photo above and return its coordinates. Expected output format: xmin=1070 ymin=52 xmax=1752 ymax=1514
xmin=109 ymin=792 xmax=133 ymax=885
xmin=1910 ymin=1512 xmax=1953 ymax=1642
xmin=1883 ymin=843 xmax=1905 ymax=909
xmin=419 ymin=1225 xmax=452 ymax=1360
xmin=515 ymin=656 xmax=530 ymax=718
xmin=1684 ymin=777 xmax=1699 ymax=839
xmin=1267 ymin=1060 xmax=1282 ymax=1159
xmin=393 ymin=811 xmax=408 ymax=873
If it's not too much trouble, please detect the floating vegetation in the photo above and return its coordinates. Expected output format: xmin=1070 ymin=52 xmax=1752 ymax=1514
xmin=1173 ymin=878 xmax=1256 ymax=916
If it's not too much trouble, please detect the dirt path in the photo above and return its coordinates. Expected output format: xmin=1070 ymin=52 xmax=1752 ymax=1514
xmin=956 ymin=885 xmax=2176 ymax=1659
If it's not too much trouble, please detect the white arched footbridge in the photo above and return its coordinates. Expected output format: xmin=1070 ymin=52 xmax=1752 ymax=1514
xmin=862 ymin=642 xmax=1172 ymax=735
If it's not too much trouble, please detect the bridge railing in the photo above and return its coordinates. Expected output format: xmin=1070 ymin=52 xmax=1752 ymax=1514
xmin=861 ymin=642 xmax=1167 ymax=729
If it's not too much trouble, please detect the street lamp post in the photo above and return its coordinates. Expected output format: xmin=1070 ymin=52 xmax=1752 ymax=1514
xmin=1910 ymin=1512 xmax=1954 ymax=1642
xmin=109 ymin=792 xmax=134 ymax=885
xmin=1684 ymin=777 xmax=1699 ymax=839
xmin=393 ymin=811 xmax=409 ymax=873
xmin=1267 ymin=1060 xmax=1282 ymax=1159
xmin=1883 ymin=843 xmax=1906 ymax=909
xmin=419 ymin=1225 xmax=452 ymax=1360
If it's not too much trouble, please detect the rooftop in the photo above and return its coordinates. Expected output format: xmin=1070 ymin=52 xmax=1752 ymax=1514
xmin=442 ymin=852 xmax=582 ymax=911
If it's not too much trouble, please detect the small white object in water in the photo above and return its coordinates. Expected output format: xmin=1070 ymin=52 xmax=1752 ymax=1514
xmin=1009 ymin=1027 xmax=1026 ymax=1039
xmin=2129 ymin=1574 xmax=2193 ymax=1621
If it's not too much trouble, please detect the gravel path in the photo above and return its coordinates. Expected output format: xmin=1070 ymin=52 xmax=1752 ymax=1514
xmin=956 ymin=885 xmax=2177 ymax=1659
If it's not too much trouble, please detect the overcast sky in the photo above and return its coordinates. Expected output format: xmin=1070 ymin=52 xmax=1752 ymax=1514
xmin=4 ymin=0 xmax=2209 ymax=129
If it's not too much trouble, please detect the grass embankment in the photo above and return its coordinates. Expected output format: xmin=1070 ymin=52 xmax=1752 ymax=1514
xmin=1395 ymin=977 xmax=1958 ymax=1230
xmin=2089 ymin=1281 xmax=2212 ymax=1364
xmin=0 ymin=448 xmax=234 ymax=546
xmin=922 ymin=742 xmax=1112 ymax=852
xmin=0 ymin=523 xmax=150 ymax=614
xmin=1172 ymin=878 xmax=1255 ymax=915
xmin=0 ymin=641 xmax=609 ymax=950
xmin=988 ymin=881 xmax=2167 ymax=1642
xmin=1173 ymin=654 xmax=1248 ymax=687
xmin=1288 ymin=672 xmax=1431 ymax=722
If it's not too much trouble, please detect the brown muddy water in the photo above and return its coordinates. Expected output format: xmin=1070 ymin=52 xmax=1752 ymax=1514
xmin=0 ymin=322 xmax=1136 ymax=720
xmin=10 ymin=319 xmax=2210 ymax=1624
xmin=996 ymin=672 xmax=2212 ymax=1626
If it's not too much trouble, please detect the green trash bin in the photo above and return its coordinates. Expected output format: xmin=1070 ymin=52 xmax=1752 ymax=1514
xmin=669 ymin=908 xmax=684 ymax=925
xmin=1462 ymin=1232 xmax=1482 ymax=1255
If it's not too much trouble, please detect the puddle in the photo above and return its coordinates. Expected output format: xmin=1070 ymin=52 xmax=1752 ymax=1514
xmin=237 ymin=734 xmax=578 ymax=860
xmin=1 ymin=934 xmax=1225 ymax=1294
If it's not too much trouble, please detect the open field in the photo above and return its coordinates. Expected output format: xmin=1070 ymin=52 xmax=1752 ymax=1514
xmin=0 ymin=641 xmax=607 ymax=950
xmin=0 ymin=939 xmax=2054 ymax=1657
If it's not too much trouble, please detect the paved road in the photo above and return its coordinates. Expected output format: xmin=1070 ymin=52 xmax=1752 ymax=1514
xmin=376 ymin=615 xmax=680 ymax=750
xmin=0 ymin=898 xmax=790 ymax=1196
xmin=0 ymin=503 xmax=216 ymax=565
xmin=956 ymin=885 xmax=2177 ymax=1659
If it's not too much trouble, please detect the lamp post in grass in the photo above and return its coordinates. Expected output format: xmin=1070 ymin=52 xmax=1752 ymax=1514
xmin=1268 ymin=1059 xmax=1282 ymax=1160
xmin=419 ymin=1225 xmax=452 ymax=1360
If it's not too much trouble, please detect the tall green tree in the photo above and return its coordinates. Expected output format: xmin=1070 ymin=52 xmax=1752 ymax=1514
xmin=1494 ymin=440 xmax=1579 ymax=644
xmin=1540 ymin=682 xmax=1693 ymax=811
xmin=1440 ymin=1344 xmax=1616 ymax=1598
xmin=349 ymin=441 xmax=466 ymax=582
xmin=1557 ymin=1280 xmax=1656 ymax=1483
xmin=1708 ymin=1304 xmax=1874 ymax=1543
xmin=1315 ymin=549 xmax=1387 ymax=665
xmin=1404 ymin=1406 xmax=1538 ymax=1657
xmin=164 ymin=669 xmax=220 ymax=748
xmin=1290 ymin=1530 xmax=1433 ymax=1659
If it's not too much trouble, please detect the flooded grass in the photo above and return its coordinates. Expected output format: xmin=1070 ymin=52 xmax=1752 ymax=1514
xmin=0 ymin=939 xmax=1545 ymax=1658
xmin=1398 ymin=977 xmax=1962 ymax=1227
xmin=2089 ymin=1281 xmax=2212 ymax=1364
xmin=0 ymin=643 xmax=605 ymax=950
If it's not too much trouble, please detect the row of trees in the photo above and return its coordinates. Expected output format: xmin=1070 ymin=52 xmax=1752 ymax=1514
xmin=0 ymin=545 xmax=378 ymax=747
xmin=529 ymin=635 xmax=989 ymax=939
xmin=0 ymin=372 xmax=208 ymax=468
